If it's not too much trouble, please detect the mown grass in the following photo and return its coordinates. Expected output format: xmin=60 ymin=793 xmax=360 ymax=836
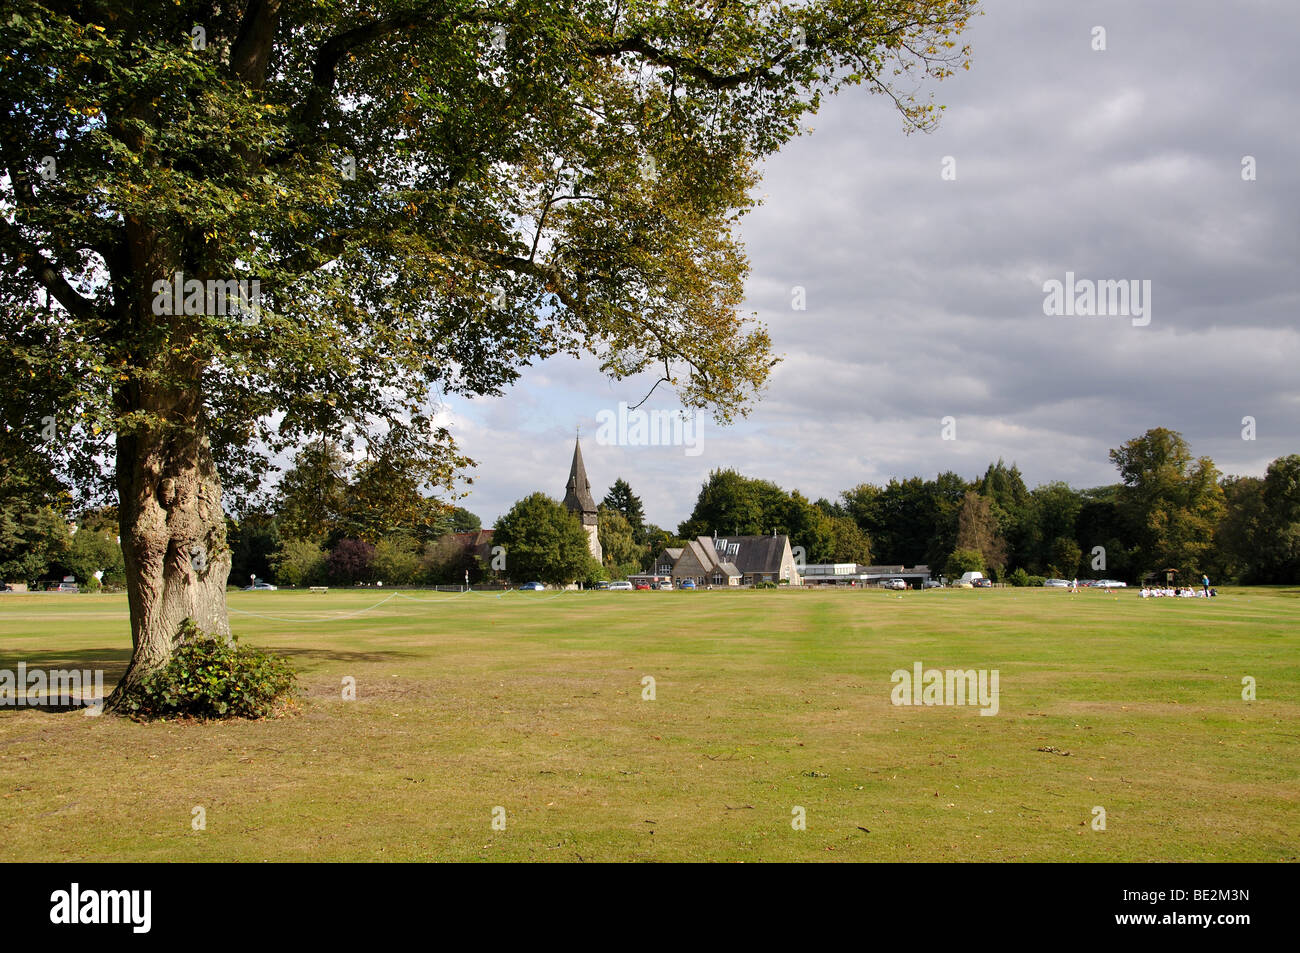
xmin=1 ymin=585 xmax=1296 ymax=862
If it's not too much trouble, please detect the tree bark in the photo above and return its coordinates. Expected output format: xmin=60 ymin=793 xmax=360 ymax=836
xmin=105 ymin=386 xmax=232 ymax=710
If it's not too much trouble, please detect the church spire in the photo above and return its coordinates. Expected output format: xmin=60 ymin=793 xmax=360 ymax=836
xmin=563 ymin=433 xmax=602 ymax=564
xmin=563 ymin=435 xmax=597 ymax=518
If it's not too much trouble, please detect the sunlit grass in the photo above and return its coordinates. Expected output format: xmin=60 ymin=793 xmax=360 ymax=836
xmin=1 ymin=586 xmax=1296 ymax=861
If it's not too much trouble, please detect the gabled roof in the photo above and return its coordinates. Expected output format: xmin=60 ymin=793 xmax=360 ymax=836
xmin=448 ymin=529 xmax=495 ymax=559
xmin=684 ymin=538 xmax=722 ymax=572
xmin=701 ymin=535 xmax=790 ymax=575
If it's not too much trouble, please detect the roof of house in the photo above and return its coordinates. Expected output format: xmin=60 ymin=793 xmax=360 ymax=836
xmin=701 ymin=535 xmax=791 ymax=575
xmin=449 ymin=529 xmax=495 ymax=558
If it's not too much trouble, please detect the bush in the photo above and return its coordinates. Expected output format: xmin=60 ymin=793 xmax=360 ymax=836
xmin=1007 ymin=568 xmax=1030 ymax=587
xmin=273 ymin=537 xmax=327 ymax=588
xmin=1026 ymin=575 xmax=1046 ymax=588
xmin=372 ymin=535 xmax=422 ymax=585
xmin=944 ymin=548 xmax=986 ymax=579
xmin=327 ymin=538 xmax=375 ymax=585
xmin=753 ymin=580 xmax=778 ymax=589
xmin=118 ymin=620 xmax=297 ymax=720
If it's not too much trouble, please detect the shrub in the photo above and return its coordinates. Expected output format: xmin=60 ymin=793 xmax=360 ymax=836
xmin=117 ymin=620 xmax=297 ymax=720
xmin=1026 ymin=575 xmax=1046 ymax=588
xmin=372 ymin=535 xmax=422 ymax=585
xmin=944 ymin=548 xmax=986 ymax=579
xmin=1008 ymin=568 xmax=1030 ymax=587
xmin=273 ymin=537 xmax=327 ymax=588
xmin=327 ymin=538 xmax=375 ymax=585
xmin=753 ymin=580 xmax=778 ymax=589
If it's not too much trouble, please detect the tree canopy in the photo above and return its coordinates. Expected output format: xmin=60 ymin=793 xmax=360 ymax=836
xmin=494 ymin=492 xmax=594 ymax=585
xmin=1 ymin=0 xmax=976 ymax=701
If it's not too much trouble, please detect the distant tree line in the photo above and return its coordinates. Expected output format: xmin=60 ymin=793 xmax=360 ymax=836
xmin=3 ymin=427 xmax=1296 ymax=588
xmin=668 ymin=428 xmax=1298 ymax=585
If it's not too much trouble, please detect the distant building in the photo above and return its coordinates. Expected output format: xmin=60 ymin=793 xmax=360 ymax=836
xmin=654 ymin=534 xmax=801 ymax=587
xmin=562 ymin=436 xmax=602 ymax=563
xmin=450 ymin=529 xmax=496 ymax=564
xmin=802 ymin=563 xmax=932 ymax=587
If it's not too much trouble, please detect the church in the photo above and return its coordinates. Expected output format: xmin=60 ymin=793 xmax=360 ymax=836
xmin=562 ymin=435 xmax=602 ymax=563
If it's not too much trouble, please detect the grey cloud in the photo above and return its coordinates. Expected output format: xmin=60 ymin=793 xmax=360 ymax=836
xmin=448 ymin=0 xmax=1299 ymax=530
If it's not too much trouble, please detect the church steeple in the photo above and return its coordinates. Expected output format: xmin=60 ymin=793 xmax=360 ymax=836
xmin=563 ymin=435 xmax=598 ymax=520
xmin=562 ymin=434 xmax=602 ymax=563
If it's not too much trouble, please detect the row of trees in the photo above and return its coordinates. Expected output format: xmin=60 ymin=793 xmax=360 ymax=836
xmin=4 ymin=427 xmax=1297 ymax=589
xmin=471 ymin=427 xmax=1300 ymax=587
xmin=0 ymin=505 xmax=125 ymax=590
xmin=669 ymin=428 xmax=1298 ymax=584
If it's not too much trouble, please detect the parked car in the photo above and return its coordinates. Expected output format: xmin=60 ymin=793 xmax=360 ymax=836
xmin=956 ymin=571 xmax=984 ymax=588
xmin=593 ymin=581 xmax=611 ymax=590
xmin=679 ymin=579 xmax=696 ymax=589
xmin=922 ymin=579 xmax=943 ymax=589
xmin=973 ymin=578 xmax=993 ymax=588
xmin=0 ymin=583 xmax=13 ymax=593
xmin=653 ymin=581 xmax=673 ymax=590
xmin=884 ymin=578 xmax=906 ymax=590
xmin=634 ymin=582 xmax=651 ymax=590
xmin=1094 ymin=579 xmax=1128 ymax=588
xmin=518 ymin=581 xmax=545 ymax=591
xmin=609 ymin=581 xmax=634 ymax=591
xmin=243 ymin=580 xmax=278 ymax=591
xmin=55 ymin=580 xmax=79 ymax=593
xmin=1044 ymin=578 xmax=1070 ymax=588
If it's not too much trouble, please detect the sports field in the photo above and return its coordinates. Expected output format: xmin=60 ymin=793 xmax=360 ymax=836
xmin=1 ymin=586 xmax=1296 ymax=862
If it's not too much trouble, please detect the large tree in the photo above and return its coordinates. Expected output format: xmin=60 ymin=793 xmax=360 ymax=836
xmin=600 ymin=478 xmax=645 ymax=542
xmin=1218 ymin=456 xmax=1300 ymax=584
xmin=1109 ymin=428 xmax=1224 ymax=579
xmin=597 ymin=503 xmax=640 ymax=578
xmin=274 ymin=440 xmax=352 ymax=542
xmin=1 ymin=0 xmax=974 ymax=705
xmin=494 ymin=492 xmax=594 ymax=586
xmin=953 ymin=490 xmax=1006 ymax=577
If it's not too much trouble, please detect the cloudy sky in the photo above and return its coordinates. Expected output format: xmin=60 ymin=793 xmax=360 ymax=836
xmin=441 ymin=0 xmax=1300 ymax=531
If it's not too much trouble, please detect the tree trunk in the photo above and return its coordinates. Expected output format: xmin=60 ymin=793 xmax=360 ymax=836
xmin=105 ymin=391 xmax=232 ymax=710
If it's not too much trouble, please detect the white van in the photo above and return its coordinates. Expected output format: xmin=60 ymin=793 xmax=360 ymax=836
xmin=956 ymin=571 xmax=984 ymax=588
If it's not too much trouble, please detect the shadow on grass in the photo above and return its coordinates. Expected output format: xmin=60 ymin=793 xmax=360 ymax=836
xmin=0 ymin=648 xmax=124 ymax=713
xmin=276 ymin=647 xmax=418 ymax=664
xmin=0 ymin=646 xmax=129 ymax=676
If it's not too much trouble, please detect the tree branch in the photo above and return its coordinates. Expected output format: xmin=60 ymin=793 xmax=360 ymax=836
xmin=0 ymin=217 xmax=101 ymax=323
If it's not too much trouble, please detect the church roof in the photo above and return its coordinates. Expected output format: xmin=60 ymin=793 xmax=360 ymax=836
xmin=562 ymin=437 xmax=598 ymax=515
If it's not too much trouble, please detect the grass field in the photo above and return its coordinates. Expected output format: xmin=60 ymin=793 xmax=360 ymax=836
xmin=1 ymin=585 xmax=1297 ymax=862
